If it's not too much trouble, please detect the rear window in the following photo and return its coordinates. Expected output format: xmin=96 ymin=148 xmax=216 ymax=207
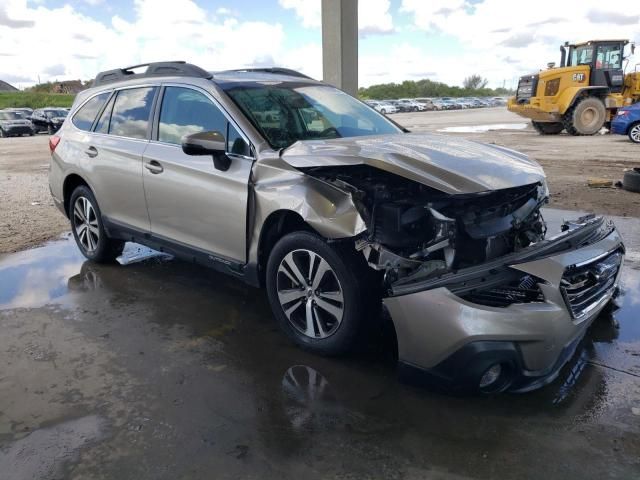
xmin=72 ymin=93 xmax=110 ymax=131
xmin=109 ymin=87 xmax=157 ymax=139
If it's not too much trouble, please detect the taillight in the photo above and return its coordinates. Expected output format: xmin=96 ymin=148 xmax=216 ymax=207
xmin=49 ymin=135 xmax=60 ymax=152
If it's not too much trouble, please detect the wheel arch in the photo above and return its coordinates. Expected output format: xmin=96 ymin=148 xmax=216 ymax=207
xmin=627 ymin=120 xmax=640 ymax=134
xmin=255 ymin=209 xmax=312 ymax=287
xmin=559 ymin=86 xmax=609 ymax=113
xmin=62 ymin=173 xmax=91 ymax=218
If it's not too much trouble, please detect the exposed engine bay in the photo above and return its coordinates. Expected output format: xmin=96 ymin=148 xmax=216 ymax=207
xmin=302 ymin=165 xmax=548 ymax=286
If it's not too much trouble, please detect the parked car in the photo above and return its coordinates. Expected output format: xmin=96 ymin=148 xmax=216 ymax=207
xmin=368 ymin=100 xmax=397 ymax=115
xmin=429 ymin=99 xmax=446 ymax=110
xmin=387 ymin=100 xmax=411 ymax=112
xmin=4 ymin=107 xmax=34 ymax=118
xmin=49 ymin=61 xmax=625 ymax=394
xmin=32 ymin=108 xmax=69 ymax=134
xmin=611 ymin=103 xmax=640 ymax=143
xmin=0 ymin=110 xmax=34 ymax=137
xmin=398 ymin=99 xmax=427 ymax=112
xmin=415 ymin=98 xmax=436 ymax=111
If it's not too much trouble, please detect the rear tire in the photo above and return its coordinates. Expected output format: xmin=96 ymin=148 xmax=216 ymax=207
xmin=563 ymin=96 xmax=606 ymax=135
xmin=531 ymin=121 xmax=564 ymax=135
xmin=628 ymin=122 xmax=640 ymax=144
xmin=69 ymin=185 xmax=124 ymax=263
xmin=265 ymin=231 xmax=376 ymax=356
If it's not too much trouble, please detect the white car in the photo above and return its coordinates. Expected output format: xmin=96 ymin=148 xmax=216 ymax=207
xmin=368 ymin=101 xmax=397 ymax=115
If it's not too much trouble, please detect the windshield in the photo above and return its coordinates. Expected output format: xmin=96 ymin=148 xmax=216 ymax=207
xmin=0 ymin=112 xmax=21 ymax=121
xmin=45 ymin=110 xmax=68 ymax=118
xmin=569 ymin=45 xmax=594 ymax=66
xmin=222 ymin=83 xmax=402 ymax=149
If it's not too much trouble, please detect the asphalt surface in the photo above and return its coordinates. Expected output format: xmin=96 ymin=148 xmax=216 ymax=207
xmin=0 ymin=209 xmax=639 ymax=479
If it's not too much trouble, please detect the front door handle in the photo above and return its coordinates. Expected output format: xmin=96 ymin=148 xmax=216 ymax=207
xmin=144 ymin=160 xmax=164 ymax=174
xmin=85 ymin=146 xmax=98 ymax=158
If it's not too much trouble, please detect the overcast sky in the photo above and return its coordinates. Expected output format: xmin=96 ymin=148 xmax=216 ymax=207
xmin=1 ymin=0 xmax=639 ymax=89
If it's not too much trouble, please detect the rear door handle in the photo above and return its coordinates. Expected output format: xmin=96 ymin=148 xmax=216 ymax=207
xmin=85 ymin=146 xmax=98 ymax=158
xmin=144 ymin=160 xmax=164 ymax=174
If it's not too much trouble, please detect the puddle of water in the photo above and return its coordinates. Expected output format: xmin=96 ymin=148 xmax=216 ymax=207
xmin=0 ymin=415 xmax=106 ymax=480
xmin=0 ymin=236 xmax=171 ymax=310
xmin=0 ymin=234 xmax=84 ymax=310
xmin=0 ymin=215 xmax=638 ymax=404
xmin=438 ymin=123 xmax=528 ymax=133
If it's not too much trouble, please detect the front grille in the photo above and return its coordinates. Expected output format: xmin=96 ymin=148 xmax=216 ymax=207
xmin=516 ymin=75 xmax=539 ymax=103
xmin=460 ymin=274 xmax=544 ymax=308
xmin=561 ymin=250 xmax=623 ymax=319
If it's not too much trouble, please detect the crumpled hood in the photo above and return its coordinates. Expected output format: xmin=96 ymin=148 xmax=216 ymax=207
xmin=281 ymin=132 xmax=545 ymax=194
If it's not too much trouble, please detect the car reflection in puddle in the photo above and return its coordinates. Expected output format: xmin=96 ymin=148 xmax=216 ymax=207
xmin=0 ymin=233 xmax=638 ymax=408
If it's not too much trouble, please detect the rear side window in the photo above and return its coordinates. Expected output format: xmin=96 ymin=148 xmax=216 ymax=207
xmin=109 ymin=87 xmax=157 ymax=139
xmin=72 ymin=92 xmax=110 ymax=131
xmin=158 ymin=86 xmax=226 ymax=145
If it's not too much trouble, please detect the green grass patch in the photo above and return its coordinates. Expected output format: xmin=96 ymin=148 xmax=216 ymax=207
xmin=0 ymin=92 xmax=75 ymax=109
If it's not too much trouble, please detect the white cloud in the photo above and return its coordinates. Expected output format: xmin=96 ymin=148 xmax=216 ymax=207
xmin=279 ymin=0 xmax=394 ymax=36
xmin=0 ymin=0 xmax=293 ymax=86
xmin=1 ymin=0 xmax=639 ymax=90
xmin=400 ymin=0 xmax=640 ymax=87
xmin=279 ymin=0 xmax=320 ymax=28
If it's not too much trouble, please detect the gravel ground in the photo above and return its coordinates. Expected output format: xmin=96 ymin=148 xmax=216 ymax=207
xmin=0 ymin=135 xmax=68 ymax=253
xmin=1 ymin=107 xmax=638 ymax=253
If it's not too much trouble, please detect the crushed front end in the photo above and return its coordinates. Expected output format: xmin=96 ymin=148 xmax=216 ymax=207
xmin=303 ymin=165 xmax=625 ymax=393
xmin=386 ymin=216 xmax=623 ymax=393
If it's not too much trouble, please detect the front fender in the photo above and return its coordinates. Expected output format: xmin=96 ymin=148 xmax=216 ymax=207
xmin=557 ymin=86 xmax=608 ymax=113
xmin=246 ymin=155 xmax=366 ymax=278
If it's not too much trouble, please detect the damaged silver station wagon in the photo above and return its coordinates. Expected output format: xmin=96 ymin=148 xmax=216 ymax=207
xmin=49 ymin=62 xmax=625 ymax=393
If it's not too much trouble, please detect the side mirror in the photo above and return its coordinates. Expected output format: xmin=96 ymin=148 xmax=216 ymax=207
xmin=181 ymin=131 xmax=231 ymax=171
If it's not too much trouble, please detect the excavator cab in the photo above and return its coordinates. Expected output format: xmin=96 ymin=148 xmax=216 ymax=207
xmin=562 ymin=40 xmax=627 ymax=93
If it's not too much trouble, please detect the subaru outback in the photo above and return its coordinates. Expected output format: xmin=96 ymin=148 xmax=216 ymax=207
xmin=49 ymin=61 xmax=624 ymax=393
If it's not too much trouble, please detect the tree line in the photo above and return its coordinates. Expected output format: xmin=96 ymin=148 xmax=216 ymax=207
xmin=358 ymin=76 xmax=514 ymax=100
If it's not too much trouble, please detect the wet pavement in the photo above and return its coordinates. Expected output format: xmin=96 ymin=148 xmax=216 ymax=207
xmin=0 ymin=210 xmax=639 ymax=480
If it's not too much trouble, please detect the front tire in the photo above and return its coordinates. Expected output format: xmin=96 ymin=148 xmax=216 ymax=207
xmin=69 ymin=185 xmax=124 ymax=263
xmin=628 ymin=122 xmax=640 ymax=144
xmin=563 ymin=96 xmax=606 ymax=135
xmin=266 ymin=231 xmax=375 ymax=356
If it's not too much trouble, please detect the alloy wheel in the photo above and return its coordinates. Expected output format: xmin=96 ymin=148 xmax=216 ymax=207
xmin=630 ymin=124 xmax=640 ymax=143
xmin=73 ymin=196 xmax=100 ymax=252
xmin=276 ymin=249 xmax=344 ymax=339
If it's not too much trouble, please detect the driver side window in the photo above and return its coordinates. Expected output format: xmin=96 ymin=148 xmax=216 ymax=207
xmin=158 ymin=86 xmax=250 ymax=156
xmin=159 ymin=87 xmax=226 ymax=145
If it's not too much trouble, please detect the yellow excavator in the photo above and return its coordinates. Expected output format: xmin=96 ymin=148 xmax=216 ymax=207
xmin=508 ymin=39 xmax=640 ymax=135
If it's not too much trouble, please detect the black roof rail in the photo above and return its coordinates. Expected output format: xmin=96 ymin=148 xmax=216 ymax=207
xmin=93 ymin=61 xmax=212 ymax=86
xmin=220 ymin=67 xmax=314 ymax=79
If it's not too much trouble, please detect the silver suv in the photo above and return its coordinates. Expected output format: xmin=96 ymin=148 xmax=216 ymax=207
xmin=49 ymin=61 xmax=625 ymax=393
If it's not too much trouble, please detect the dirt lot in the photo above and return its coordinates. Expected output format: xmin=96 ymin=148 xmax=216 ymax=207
xmin=1 ymin=108 xmax=639 ymax=253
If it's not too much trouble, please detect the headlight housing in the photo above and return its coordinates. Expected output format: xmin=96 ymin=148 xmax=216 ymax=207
xmin=544 ymin=78 xmax=560 ymax=96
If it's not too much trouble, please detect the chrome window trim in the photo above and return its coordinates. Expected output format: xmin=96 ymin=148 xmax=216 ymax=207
xmin=69 ymin=83 xmax=160 ymax=137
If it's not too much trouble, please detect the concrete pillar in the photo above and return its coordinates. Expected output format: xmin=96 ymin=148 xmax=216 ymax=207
xmin=321 ymin=0 xmax=358 ymax=96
